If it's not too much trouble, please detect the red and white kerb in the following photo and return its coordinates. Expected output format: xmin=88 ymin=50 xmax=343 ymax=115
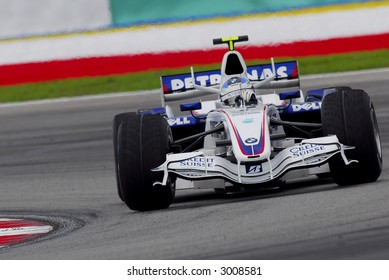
xmin=0 ymin=218 xmax=53 ymax=248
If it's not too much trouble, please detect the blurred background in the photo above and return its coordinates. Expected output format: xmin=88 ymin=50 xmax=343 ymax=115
xmin=0 ymin=0 xmax=385 ymax=38
xmin=0 ymin=0 xmax=388 ymax=101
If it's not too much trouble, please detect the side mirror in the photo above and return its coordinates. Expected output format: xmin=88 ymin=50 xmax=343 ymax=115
xmin=180 ymin=102 xmax=202 ymax=112
xmin=279 ymin=90 xmax=301 ymax=100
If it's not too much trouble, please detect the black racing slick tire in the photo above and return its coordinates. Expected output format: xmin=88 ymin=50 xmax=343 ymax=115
xmin=321 ymin=89 xmax=382 ymax=185
xmin=116 ymin=114 xmax=175 ymax=210
xmin=113 ymin=112 xmax=135 ymax=201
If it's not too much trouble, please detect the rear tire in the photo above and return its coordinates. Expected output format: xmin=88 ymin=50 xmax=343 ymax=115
xmin=116 ymin=114 xmax=175 ymax=210
xmin=321 ymin=89 xmax=382 ymax=185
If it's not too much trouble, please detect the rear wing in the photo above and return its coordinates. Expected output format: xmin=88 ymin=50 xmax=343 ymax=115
xmin=161 ymin=60 xmax=300 ymax=101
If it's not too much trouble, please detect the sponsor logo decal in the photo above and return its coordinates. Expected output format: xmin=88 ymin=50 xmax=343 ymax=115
xmin=171 ymin=74 xmax=221 ymax=91
xmin=245 ymin=164 xmax=263 ymax=174
xmin=180 ymin=157 xmax=214 ymax=168
xmin=162 ymin=61 xmax=298 ymax=93
xmin=292 ymin=102 xmax=321 ymax=112
xmin=242 ymin=118 xmax=254 ymax=124
xmin=220 ymin=90 xmax=240 ymax=102
xmin=170 ymin=68 xmax=288 ymax=91
xmin=245 ymin=137 xmax=258 ymax=144
xmin=232 ymin=111 xmax=258 ymax=116
xmin=290 ymin=144 xmax=325 ymax=158
xmin=168 ymin=117 xmax=191 ymax=126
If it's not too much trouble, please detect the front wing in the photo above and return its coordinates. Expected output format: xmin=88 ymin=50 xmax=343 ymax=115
xmin=153 ymin=136 xmax=356 ymax=186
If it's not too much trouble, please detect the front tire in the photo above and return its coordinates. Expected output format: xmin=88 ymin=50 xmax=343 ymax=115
xmin=113 ymin=112 xmax=135 ymax=201
xmin=321 ymin=89 xmax=382 ymax=185
xmin=116 ymin=114 xmax=175 ymax=210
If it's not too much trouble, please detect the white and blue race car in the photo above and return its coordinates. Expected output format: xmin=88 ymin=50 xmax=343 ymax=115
xmin=113 ymin=36 xmax=382 ymax=211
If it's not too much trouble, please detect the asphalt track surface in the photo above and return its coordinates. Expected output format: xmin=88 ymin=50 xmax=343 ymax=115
xmin=0 ymin=69 xmax=388 ymax=259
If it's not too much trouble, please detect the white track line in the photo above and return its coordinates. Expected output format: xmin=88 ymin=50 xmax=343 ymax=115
xmin=0 ymin=68 xmax=388 ymax=109
xmin=0 ymin=89 xmax=159 ymax=108
xmin=302 ymin=67 xmax=389 ymax=80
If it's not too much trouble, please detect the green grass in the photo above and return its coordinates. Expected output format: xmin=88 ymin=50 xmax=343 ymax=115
xmin=1 ymin=49 xmax=389 ymax=103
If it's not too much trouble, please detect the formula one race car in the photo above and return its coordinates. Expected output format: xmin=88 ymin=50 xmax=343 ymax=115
xmin=113 ymin=35 xmax=382 ymax=211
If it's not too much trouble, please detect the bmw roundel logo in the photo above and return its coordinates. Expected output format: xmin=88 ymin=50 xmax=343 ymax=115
xmin=245 ymin=137 xmax=258 ymax=144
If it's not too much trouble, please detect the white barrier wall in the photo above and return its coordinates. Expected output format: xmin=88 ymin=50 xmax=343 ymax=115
xmin=0 ymin=0 xmax=111 ymax=39
xmin=1 ymin=4 xmax=389 ymax=65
